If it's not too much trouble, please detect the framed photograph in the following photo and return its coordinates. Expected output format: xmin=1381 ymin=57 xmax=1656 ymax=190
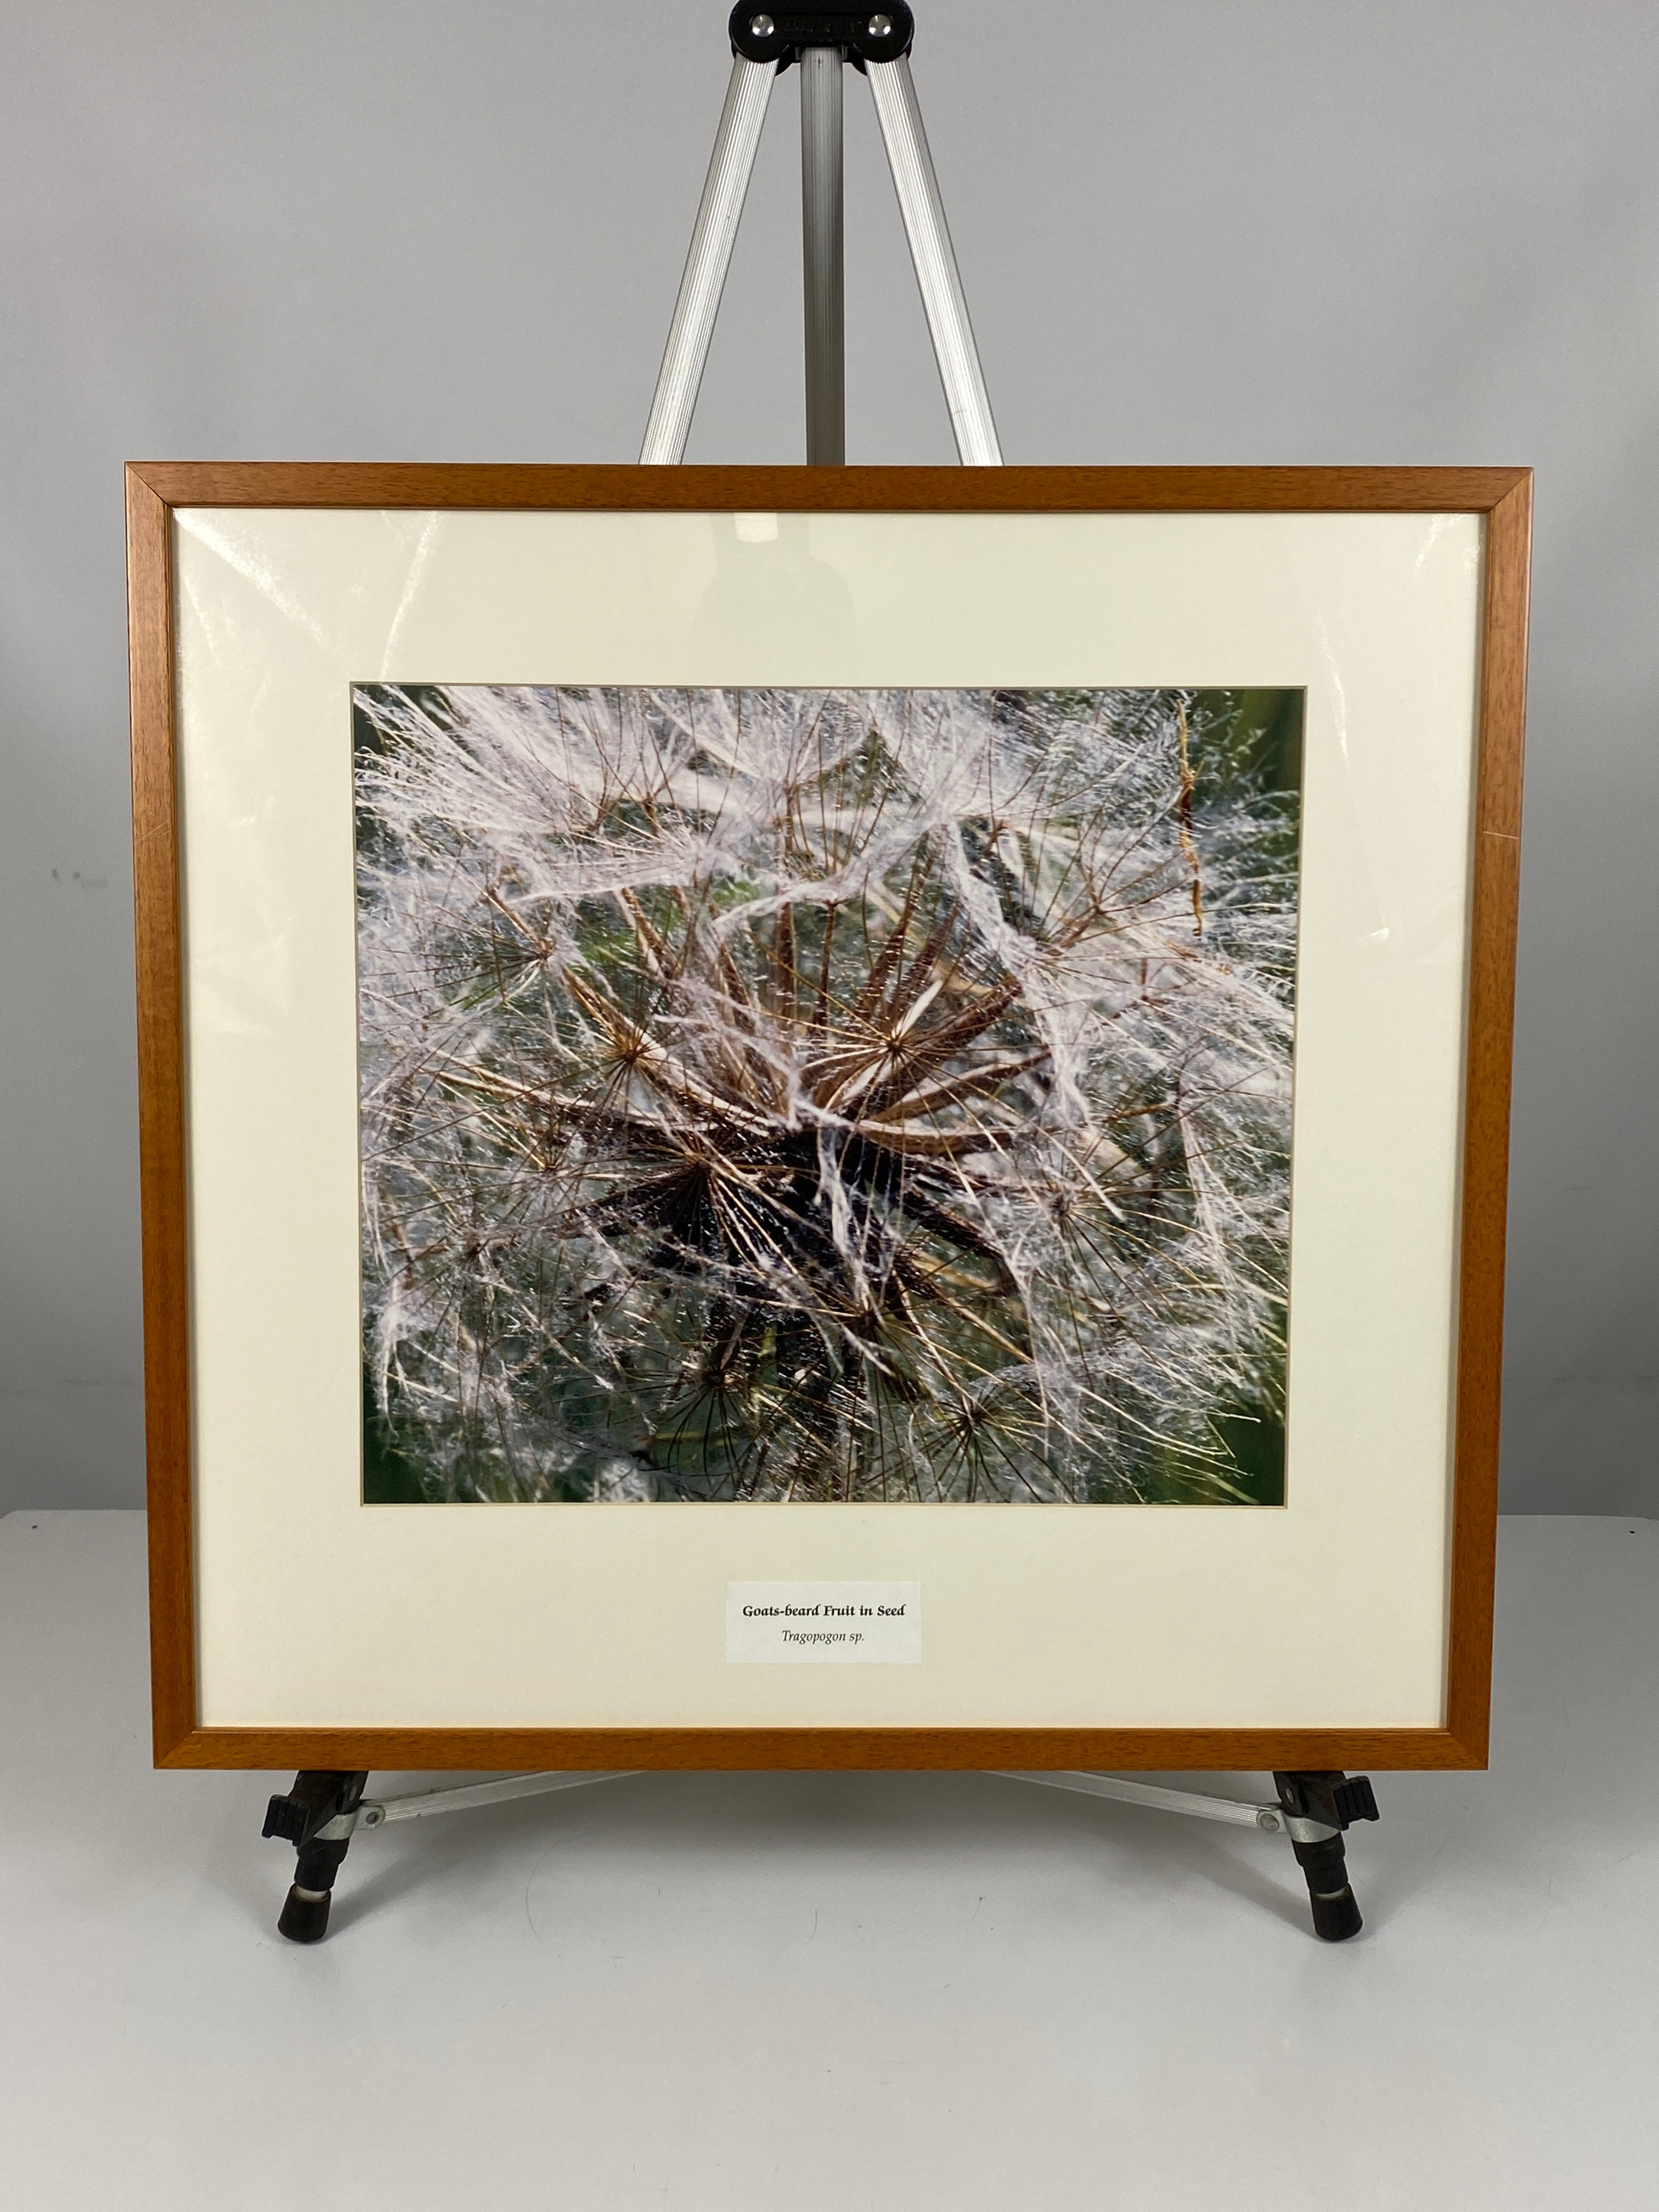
xmin=128 ymin=462 xmax=1528 ymax=1771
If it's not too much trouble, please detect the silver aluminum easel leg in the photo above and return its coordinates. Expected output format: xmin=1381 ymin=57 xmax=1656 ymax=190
xmin=866 ymin=54 xmax=1001 ymax=465
xmin=640 ymin=54 xmax=777 ymax=465
xmin=800 ymin=46 xmax=846 ymax=464
xmin=640 ymin=12 xmax=999 ymax=466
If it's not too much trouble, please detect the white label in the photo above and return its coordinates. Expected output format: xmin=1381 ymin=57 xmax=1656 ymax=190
xmin=726 ymin=1581 xmax=922 ymax=1664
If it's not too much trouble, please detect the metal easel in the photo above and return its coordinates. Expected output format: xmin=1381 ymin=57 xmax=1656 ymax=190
xmin=262 ymin=2 xmax=1380 ymax=1946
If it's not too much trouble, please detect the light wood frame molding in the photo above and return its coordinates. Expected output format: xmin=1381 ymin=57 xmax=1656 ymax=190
xmin=127 ymin=463 xmax=1531 ymax=1772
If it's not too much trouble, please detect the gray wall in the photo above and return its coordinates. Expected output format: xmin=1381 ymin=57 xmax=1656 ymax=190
xmin=3 ymin=0 xmax=1655 ymax=1516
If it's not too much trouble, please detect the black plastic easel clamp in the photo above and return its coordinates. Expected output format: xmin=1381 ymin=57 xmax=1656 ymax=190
xmin=730 ymin=4 xmax=915 ymax=67
xmin=261 ymin=1769 xmax=364 ymax=1849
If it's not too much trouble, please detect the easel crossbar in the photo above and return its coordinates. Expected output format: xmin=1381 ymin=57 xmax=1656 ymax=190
xmin=351 ymin=1770 xmax=1289 ymax=1836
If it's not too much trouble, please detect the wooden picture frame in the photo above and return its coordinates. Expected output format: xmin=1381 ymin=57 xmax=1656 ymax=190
xmin=128 ymin=462 xmax=1529 ymax=1773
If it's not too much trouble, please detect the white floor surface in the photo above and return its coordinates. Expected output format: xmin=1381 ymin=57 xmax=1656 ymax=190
xmin=2 ymin=1510 xmax=1655 ymax=2210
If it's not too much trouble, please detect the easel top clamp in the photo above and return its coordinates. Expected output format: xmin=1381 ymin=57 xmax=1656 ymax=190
xmin=640 ymin=2 xmax=1003 ymax=466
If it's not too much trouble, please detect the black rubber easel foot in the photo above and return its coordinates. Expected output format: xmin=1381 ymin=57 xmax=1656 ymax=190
xmin=1273 ymin=1770 xmax=1379 ymax=1942
xmin=1307 ymin=1882 xmax=1364 ymax=1943
xmin=263 ymin=1770 xmax=369 ymax=1944
xmin=277 ymin=1883 xmax=334 ymax=1944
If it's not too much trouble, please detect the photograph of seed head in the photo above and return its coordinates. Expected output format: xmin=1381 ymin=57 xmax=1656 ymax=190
xmin=352 ymin=683 xmax=1302 ymax=1506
